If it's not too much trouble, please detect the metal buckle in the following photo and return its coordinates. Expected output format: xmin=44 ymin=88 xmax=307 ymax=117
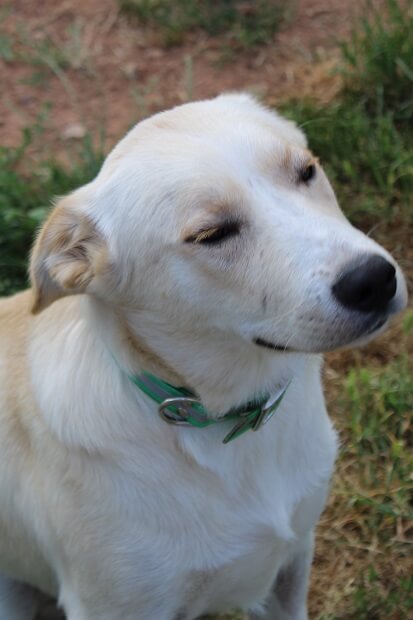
xmin=158 ymin=397 xmax=201 ymax=426
xmin=252 ymin=383 xmax=290 ymax=431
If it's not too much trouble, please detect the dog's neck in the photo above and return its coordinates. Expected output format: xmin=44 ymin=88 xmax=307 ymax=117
xmin=87 ymin=297 xmax=304 ymax=416
xmin=31 ymin=294 xmax=324 ymax=454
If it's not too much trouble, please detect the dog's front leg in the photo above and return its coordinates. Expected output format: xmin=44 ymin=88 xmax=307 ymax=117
xmin=0 ymin=575 xmax=40 ymax=620
xmin=250 ymin=533 xmax=314 ymax=620
xmin=60 ymin=587 xmax=178 ymax=620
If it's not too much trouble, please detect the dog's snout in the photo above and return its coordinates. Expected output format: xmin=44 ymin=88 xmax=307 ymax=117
xmin=332 ymin=255 xmax=397 ymax=313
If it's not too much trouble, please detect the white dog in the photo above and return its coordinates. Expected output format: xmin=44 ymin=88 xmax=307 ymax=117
xmin=0 ymin=94 xmax=407 ymax=620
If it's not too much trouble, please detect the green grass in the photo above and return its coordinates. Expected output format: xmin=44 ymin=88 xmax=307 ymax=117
xmin=349 ymin=573 xmax=413 ymax=620
xmin=340 ymin=0 xmax=413 ymax=121
xmin=320 ymin=574 xmax=413 ymax=620
xmin=119 ymin=0 xmax=288 ymax=47
xmin=321 ymin=319 xmax=413 ymax=619
xmin=283 ymin=99 xmax=413 ymax=228
xmin=0 ymin=128 xmax=103 ymax=296
xmin=282 ymin=0 xmax=413 ymax=231
xmin=0 ymin=14 xmax=97 ymax=91
xmin=0 ymin=30 xmax=13 ymax=61
xmin=0 ymin=7 xmax=14 ymax=61
xmin=344 ymin=354 xmax=413 ymax=539
xmin=285 ymin=0 xmax=413 ymax=227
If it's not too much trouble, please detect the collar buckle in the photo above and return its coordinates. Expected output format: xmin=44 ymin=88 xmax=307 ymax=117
xmin=158 ymin=397 xmax=201 ymax=426
xmin=252 ymin=388 xmax=288 ymax=431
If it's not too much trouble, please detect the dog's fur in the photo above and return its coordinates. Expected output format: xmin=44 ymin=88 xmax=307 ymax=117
xmin=0 ymin=94 xmax=407 ymax=620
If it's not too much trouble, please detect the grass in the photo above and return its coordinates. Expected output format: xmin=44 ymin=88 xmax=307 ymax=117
xmin=316 ymin=318 xmax=413 ymax=619
xmin=1 ymin=1 xmax=412 ymax=619
xmin=282 ymin=0 xmax=413 ymax=232
xmin=340 ymin=0 xmax=413 ymax=121
xmin=283 ymin=99 xmax=413 ymax=232
xmin=0 ymin=13 xmax=100 ymax=93
xmin=119 ymin=0 xmax=289 ymax=47
xmin=281 ymin=2 xmax=413 ymax=230
xmin=0 ymin=126 xmax=103 ymax=296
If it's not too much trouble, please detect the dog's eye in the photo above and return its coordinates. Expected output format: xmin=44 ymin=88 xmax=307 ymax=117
xmin=185 ymin=222 xmax=240 ymax=245
xmin=300 ymin=163 xmax=316 ymax=183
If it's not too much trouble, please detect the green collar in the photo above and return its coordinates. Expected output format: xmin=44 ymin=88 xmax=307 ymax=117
xmin=128 ymin=371 xmax=290 ymax=444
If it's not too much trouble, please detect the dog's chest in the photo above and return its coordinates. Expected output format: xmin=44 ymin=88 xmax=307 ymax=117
xmin=178 ymin=506 xmax=291 ymax=616
xmin=171 ymin=431 xmax=331 ymax=615
xmin=41 ymin=380 xmax=336 ymax=617
xmin=104 ymin=414 xmax=336 ymax=617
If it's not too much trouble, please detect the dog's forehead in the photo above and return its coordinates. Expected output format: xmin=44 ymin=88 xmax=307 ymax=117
xmin=145 ymin=95 xmax=306 ymax=146
xmin=102 ymin=95 xmax=308 ymax=176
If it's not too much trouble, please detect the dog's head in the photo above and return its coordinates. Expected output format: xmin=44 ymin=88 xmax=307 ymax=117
xmin=30 ymin=94 xmax=407 ymax=362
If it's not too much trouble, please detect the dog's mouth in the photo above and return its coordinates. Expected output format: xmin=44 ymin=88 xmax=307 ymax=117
xmin=365 ymin=316 xmax=387 ymax=335
xmin=253 ymin=337 xmax=295 ymax=353
xmin=253 ymin=315 xmax=388 ymax=354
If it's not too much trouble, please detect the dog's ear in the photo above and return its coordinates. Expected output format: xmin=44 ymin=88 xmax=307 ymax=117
xmin=30 ymin=193 xmax=107 ymax=314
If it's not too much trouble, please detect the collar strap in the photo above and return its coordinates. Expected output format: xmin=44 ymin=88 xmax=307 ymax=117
xmin=128 ymin=371 xmax=290 ymax=444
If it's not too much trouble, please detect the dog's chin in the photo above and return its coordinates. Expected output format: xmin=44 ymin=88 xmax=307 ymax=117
xmin=253 ymin=317 xmax=390 ymax=355
xmin=336 ymin=317 xmax=390 ymax=350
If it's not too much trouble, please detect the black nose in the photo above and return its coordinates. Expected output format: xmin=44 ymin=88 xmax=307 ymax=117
xmin=332 ymin=255 xmax=397 ymax=313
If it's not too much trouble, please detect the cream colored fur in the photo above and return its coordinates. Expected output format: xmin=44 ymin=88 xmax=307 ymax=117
xmin=0 ymin=94 xmax=407 ymax=620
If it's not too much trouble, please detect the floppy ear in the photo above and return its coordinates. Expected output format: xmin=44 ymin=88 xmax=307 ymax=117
xmin=30 ymin=193 xmax=107 ymax=314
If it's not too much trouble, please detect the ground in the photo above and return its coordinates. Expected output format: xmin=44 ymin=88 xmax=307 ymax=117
xmin=1 ymin=0 xmax=365 ymax=156
xmin=0 ymin=1 xmax=411 ymax=619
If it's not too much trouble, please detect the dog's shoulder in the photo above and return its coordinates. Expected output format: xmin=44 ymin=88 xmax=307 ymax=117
xmin=0 ymin=289 xmax=33 ymax=335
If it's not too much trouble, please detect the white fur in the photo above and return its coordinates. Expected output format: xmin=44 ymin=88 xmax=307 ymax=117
xmin=0 ymin=94 xmax=407 ymax=620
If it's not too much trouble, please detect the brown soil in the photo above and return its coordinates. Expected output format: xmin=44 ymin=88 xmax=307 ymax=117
xmin=0 ymin=0 xmax=366 ymax=159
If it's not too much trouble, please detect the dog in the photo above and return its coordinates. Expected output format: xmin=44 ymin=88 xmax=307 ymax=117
xmin=0 ymin=94 xmax=407 ymax=620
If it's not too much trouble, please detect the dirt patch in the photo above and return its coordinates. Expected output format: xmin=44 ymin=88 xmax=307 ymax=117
xmin=1 ymin=0 xmax=364 ymax=161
